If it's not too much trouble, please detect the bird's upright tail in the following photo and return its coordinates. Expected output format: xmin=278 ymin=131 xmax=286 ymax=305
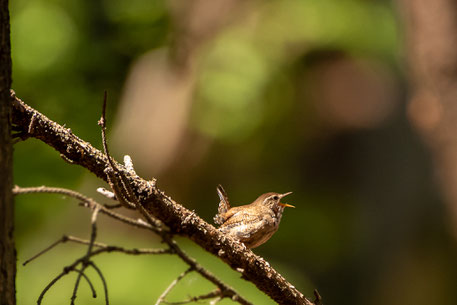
xmin=214 ymin=184 xmax=231 ymax=225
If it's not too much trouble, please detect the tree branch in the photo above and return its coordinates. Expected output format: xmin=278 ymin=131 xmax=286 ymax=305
xmin=11 ymin=91 xmax=316 ymax=305
xmin=14 ymin=185 xmax=251 ymax=305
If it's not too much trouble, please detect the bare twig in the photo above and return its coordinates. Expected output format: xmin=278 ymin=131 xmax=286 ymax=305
xmin=163 ymin=237 xmax=252 ymax=305
xmin=98 ymin=91 xmax=117 ymax=175
xmin=37 ymin=266 xmax=72 ymax=305
xmin=88 ymin=208 xmax=100 ymax=254
xmin=13 ymin=185 xmax=94 ymax=204
xmin=24 ymin=232 xmax=172 ymax=304
xmin=98 ymin=92 xmax=136 ymax=210
xmin=65 ymin=235 xmax=172 ymax=256
xmin=16 ymin=188 xmax=172 ymax=305
xmin=22 ymin=234 xmax=172 ymax=267
xmin=36 ymin=254 xmax=101 ymax=305
xmin=104 ymin=167 xmax=136 ymax=209
xmin=71 ymin=207 xmax=100 ymax=305
xmin=22 ymin=237 xmax=64 ymax=266
xmin=13 ymin=185 xmax=162 ymax=233
xmin=163 ymin=289 xmax=222 ymax=304
xmin=89 ymin=262 xmax=109 ymax=305
xmin=70 ymin=268 xmax=97 ymax=304
xmin=73 ymin=268 xmax=97 ymax=299
xmin=155 ymin=267 xmax=193 ymax=305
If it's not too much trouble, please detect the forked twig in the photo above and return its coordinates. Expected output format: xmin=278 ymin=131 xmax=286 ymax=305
xmin=73 ymin=268 xmax=97 ymax=298
xmin=71 ymin=207 xmax=100 ymax=305
xmin=20 ymin=231 xmax=172 ymax=304
xmin=13 ymin=185 xmax=163 ymax=233
xmin=89 ymin=261 xmax=110 ymax=305
xmin=155 ymin=267 xmax=194 ymax=305
xmin=65 ymin=235 xmax=172 ymax=255
xmin=98 ymin=92 xmax=135 ymax=210
xmin=22 ymin=234 xmax=172 ymax=267
xmin=37 ymin=267 xmax=71 ymax=304
xmin=14 ymin=185 xmax=172 ymax=305
xmin=22 ymin=237 xmax=64 ymax=266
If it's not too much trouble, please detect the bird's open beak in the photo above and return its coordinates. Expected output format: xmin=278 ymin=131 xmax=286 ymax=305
xmin=279 ymin=192 xmax=295 ymax=208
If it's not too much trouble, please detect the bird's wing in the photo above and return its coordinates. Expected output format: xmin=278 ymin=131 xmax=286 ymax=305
xmin=219 ymin=206 xmax=244 ymax=223
xmin=220 ymin=211 xmax=269 ymax=239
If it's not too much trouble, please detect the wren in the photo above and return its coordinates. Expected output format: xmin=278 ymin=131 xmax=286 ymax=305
xmin=213 ymin=185 xmax=294 ymax=248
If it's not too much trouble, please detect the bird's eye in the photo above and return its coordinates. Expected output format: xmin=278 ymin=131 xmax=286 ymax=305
xmin=272 ymin=195 xmax=279 ymax=201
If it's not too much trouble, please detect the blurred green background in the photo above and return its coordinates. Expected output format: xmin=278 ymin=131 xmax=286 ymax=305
xmin=11 ymin=0 xmax=457 ymax=304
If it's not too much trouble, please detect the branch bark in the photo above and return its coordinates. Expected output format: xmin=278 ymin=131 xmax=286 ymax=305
xmin=11 ymin=92 xmax=316 ymax=305
xmin=0 ymin=0 xmax=15 ymax=304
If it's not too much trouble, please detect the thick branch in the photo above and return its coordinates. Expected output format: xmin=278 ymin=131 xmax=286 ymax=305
xmin=11 ymin=92 xmax=315 ymax=305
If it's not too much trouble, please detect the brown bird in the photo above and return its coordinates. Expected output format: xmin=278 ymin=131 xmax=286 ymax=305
xmin=214 ymin=185 xmax=294 ymax=248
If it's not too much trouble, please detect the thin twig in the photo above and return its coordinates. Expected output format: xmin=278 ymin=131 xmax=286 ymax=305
xmin=163 ymin=289 xmax=221 ymax=304
xmin=37 ymin=266 xmax=72 ymax=305
xmin=104 ymin=167 xmax=136 ymax=209
xmin=71 ymin=207 xmax=100 ymax=305
xmin=31 ymin=232 xmax=171 ymax=304
xmin=98 ymin=95 xmax=163 ymax=225
xmin=98 ymin=92 xmax=136 ymax=210
xmin=88 ymin=207 xmax=100 ymax=255
xmin=98 ymin=91 xmax=117 ymax=176
xmin=73 ymin=268 xmax=97 ymax=298
xmin=22 ymin=208 xmax=170 ymax=305
xmin=13 ymin=185 xmax=94 ymax=203
xmin=65 ymin=235 xmax=172 ymax=256
xmin=37 ymin=255 xmax=97 ymax=305
xmin=22 ymin=237 xmax=65 ymax=266
xmin=23 ymin=235 xmax=172 ymax=267
xmin=13 ymin=185 xmax=162 ymax=233
xmin=159 ymin=235 xmax=253 ymax=305
xmin=155 ymin=267 xmax=194 ymax=305
xmin=98 ymin=94 xmax=141 ymax=209
xmin=89 ymin=262 xmax=110 ymax=305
